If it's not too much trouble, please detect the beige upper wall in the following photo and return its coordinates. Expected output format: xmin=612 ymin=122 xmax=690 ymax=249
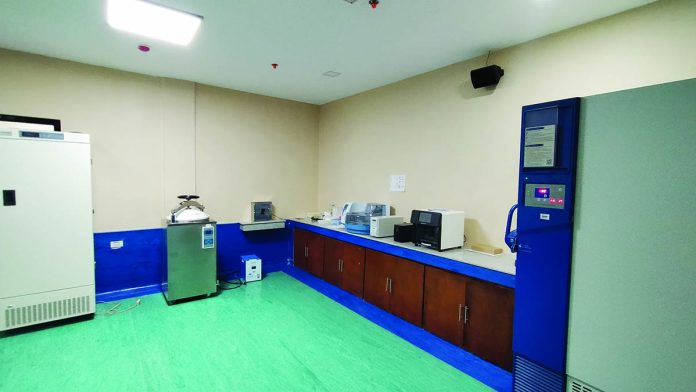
xmin=317 ymin=0 xmax=696 ymax=250
xmin=195 ymin=84 xmax=319 ymax=223
xmin=0 ymin=49 xmax=319 ymax=232
xmin=1 ymin=0 xmax=694 ymax=235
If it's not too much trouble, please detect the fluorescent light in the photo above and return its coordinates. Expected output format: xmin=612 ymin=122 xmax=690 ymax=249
xmin=107 ymin=0 xmax=202 ymax=46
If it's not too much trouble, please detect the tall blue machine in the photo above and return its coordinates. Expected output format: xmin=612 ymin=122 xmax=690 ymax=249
xmin=510 ymin=98 xmax=580 ymax=391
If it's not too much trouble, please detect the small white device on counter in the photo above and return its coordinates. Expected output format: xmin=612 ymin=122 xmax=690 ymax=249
xmin=370 ymin=216 xmax=404 ymax=237
xmin=241 ymin=255 xmax=262 ymax=283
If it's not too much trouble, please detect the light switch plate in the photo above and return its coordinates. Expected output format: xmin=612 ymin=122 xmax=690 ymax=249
xmin=390 ymin=174 xmax=406 ymax=192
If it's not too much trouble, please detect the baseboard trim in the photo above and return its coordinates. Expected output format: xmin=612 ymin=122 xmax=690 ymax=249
xmin=96 ymin=284 xmax=161 ymax=303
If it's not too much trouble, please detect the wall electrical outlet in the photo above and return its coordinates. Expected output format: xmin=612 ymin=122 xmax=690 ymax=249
xmin=110 ymin=240 xmax=124 ymax=250
xmin=390 ymin=174 xmax=406 ymax=192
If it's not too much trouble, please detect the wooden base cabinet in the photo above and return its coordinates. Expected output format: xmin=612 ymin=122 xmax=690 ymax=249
xmin=364 ymin=249 xmax=424 ymax=326
xmin=294 ymin=228 xmax=514 ymax=371
xmin=293 ymin=229 xmax=324 ymax=277
xmin=464 ymin=278 xmax=514 ymax=370
xmin=423 ymin=266 xmax=514 ymax=370
xmin=423 ymin=266 xmax=468 ymax=346
xmin=322 ymin=237 xmax=366 ymax=297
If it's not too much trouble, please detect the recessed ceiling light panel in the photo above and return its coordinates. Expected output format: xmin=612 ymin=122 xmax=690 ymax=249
xmin=107 ymin=0 xmax=202 ymax=46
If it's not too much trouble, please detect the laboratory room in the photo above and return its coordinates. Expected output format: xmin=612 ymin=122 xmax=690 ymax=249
xmin=0 ymin=1 xmax=695 ymax=391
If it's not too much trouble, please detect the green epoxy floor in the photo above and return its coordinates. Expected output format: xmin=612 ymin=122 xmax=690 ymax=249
xmin=0 ymin=272 xmax=491 ymax=392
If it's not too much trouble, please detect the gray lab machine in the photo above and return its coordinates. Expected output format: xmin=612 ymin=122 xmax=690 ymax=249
xmin=163 ymin=195 xmax=217 ymax=304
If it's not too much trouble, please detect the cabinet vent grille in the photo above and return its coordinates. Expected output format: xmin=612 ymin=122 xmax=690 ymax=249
xmin=513 ymin=355 xmax=564 ymax=392
xmin=567 ymin=376 xmax=603 ymax=392
xmin=4 ymin=296 xmax=90 ymax=329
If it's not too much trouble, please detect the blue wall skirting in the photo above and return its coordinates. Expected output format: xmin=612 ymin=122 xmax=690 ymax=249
xmin=288 ymin=220 xmax=515 ymax=288
xmin=94 ymin=223 xmax=292 ymax=301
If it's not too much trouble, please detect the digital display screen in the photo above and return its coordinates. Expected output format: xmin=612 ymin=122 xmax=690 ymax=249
xmin=204 ymin=229 xmax=212 ymax=235
xmin=251 ymin=266 xmax=256 ymax=269
xmin=20 ymin=131 xmax=40 ymax=138
xmin=419 ymin=212 xmax=432 ymax=223
xmin=534 ymin=187 xmax=551 ymax=199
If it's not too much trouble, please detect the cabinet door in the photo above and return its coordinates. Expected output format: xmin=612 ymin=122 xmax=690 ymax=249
xmin=293 ymin=229 xmax=308 ymax=271
xmin=306 ymin=231 xmax=325 ymax=277
xmin=323 ymin=237 xmax=343 ymax=286
xmin=464 ymin=279 xmax=514 ymax=370
xmin=341 ymin=242 xmax=365 ymax=297
xmin=363 ymin=250 xmax=393 ymax=311
xmin=389 ymin=256 xmax=425 ymax=326
xmin=423 ymin=266 xmax=467 ymax=346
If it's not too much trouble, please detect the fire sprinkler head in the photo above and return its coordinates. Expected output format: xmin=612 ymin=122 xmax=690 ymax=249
xmin=138 ymin=44 xmax=150 ymax=52
xmin=369 ymin=0 xmax=379 ymax=9
xmin=271 ymin=63 xmax=278 ymax=69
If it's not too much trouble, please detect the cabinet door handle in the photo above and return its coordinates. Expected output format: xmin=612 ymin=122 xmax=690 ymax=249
xmin=388 ymin=278 xmax=393 ymax=293
xmin=385 ymin=277 xmax=390 ymax=292
xmin=464 ymin=305 xmax=469 ymax=324
xmin=338 ymin=259 xmax=343 ymax=272
xmin=458 ymin=304 xmax=463 ymax=321
xmin=305 ymin=246 xmax=308 ymax=258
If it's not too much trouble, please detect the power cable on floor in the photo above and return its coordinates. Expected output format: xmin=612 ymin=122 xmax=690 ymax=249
xmin=97 ymin=298 xmax=142 ymax=316
xmin=219 ymin=270 xmax=245 ymax=290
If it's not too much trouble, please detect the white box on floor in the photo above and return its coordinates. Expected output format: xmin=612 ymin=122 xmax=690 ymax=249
xmin=241 ymin=254 xmax=262 ymax=283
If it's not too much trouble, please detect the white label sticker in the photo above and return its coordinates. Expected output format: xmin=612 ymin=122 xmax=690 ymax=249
xmin=524 ymin=125 xmax=557 ymax=168
xmin=390 ymin=174 xmax=406 ymax=192
xmin=540 ymin=213 xmax=550 ymax=220
xmin=110 ymin=240 xmax=124 ymax=249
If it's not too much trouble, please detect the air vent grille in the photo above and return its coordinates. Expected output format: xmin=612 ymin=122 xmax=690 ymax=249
xmin=4 ymin=296 xmax=90 ymax=329
xmin=513 ymin=355 xmax=564 ymax=392
xmin=567 ymin=376 xmax=602 ymax=392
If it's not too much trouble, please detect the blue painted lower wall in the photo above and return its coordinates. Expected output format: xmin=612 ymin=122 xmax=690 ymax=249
xmin=94 ymin=223 xmax=292 ymax=301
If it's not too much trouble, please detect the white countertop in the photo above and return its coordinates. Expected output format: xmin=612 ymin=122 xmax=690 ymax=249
xmin=290 ymin=218 xmax=516 ymax=276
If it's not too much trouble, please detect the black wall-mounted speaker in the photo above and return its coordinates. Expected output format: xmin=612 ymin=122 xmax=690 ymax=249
xmin=470 ymin=65 xmax=504 ymax=89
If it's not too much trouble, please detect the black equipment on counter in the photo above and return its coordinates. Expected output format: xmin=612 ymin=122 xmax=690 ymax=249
xmin=393 ymin=223 xmax=415 ymax=243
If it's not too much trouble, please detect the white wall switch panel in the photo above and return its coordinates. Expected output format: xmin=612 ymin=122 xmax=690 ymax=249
xmin=390 ymin=174 xmax=406 ymax=192
xmin=110 ymin=240 xmax=124 ymax=249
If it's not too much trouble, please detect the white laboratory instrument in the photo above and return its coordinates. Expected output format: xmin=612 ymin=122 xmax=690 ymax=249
xmin=370 ymin=216 xmax=404 ymax=237
xmin=0 ymin=128 xmax=96 ymax=331
xmin=340 ymin=202 xmax=391 ymax=234
xmin=241 ymin=255 xmax=262 ymax=283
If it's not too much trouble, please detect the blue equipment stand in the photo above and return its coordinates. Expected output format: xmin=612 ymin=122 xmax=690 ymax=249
xmin=512 ymin=98 xmax=580 ymax=391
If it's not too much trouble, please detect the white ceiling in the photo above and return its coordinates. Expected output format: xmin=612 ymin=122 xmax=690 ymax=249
xmin=0 ymin=0 xmax=654 ymax=105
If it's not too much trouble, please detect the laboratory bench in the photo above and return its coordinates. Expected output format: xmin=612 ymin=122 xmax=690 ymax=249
xmin=288 ymin=218 xmax=516 ymax=370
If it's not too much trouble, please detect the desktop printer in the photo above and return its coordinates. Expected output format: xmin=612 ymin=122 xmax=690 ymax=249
xmin=411 ymin=209 xmax=465 ymax=251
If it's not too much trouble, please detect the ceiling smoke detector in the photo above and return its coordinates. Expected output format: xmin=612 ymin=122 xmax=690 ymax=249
xmin=322 ymin=71 xmax=342 ymax=78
